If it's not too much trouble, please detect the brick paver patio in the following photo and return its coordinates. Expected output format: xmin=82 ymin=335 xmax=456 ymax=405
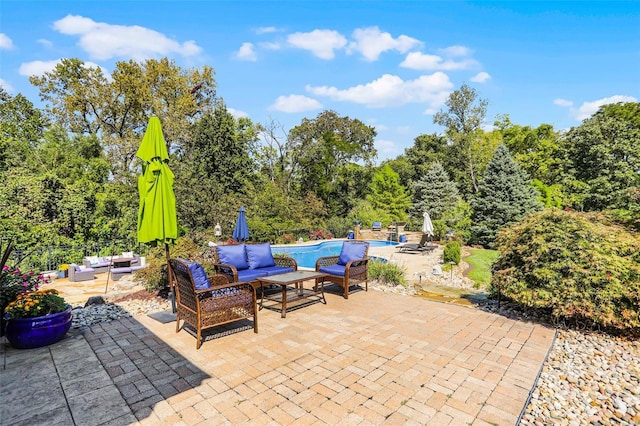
xmin=1 ymin=288 xmax=555 ymax=425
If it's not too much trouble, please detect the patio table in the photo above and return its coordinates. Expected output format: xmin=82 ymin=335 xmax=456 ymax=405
xmin=257 ymin=270 xmax=327 ymax=318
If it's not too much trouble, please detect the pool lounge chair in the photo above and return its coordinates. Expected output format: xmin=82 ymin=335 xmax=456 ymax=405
xmin=397 ymin=234 xmax=436 ymax=255
xmin=372 ymin=221 xmax=382 ymax=231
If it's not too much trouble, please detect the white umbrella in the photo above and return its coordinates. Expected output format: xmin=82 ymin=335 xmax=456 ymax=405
xmin=422 ymin=212 xmax=434 ymax=237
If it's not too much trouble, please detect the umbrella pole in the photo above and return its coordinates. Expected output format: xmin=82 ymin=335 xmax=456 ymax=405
xmin=166 ymin=243 xmax=176 ymax=313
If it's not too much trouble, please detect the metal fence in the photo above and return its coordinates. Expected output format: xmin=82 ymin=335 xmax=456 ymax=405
xmin=7 ymin=240 xmax=150 ymax=273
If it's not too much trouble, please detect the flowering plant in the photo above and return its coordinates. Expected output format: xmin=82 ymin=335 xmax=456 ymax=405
xmin=58 ymin=264 xmax=69 ymax=272
xmin=0 ymin=266 xmax=48 ymax=307
xmin=4 ymin=289 xmax=68 ymax=319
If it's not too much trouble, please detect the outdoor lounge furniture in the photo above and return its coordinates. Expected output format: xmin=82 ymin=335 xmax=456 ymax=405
xmin=211 ymin=243 xmax=297 ymax=285
xmin=372 ymin=221 xmax=382 ymax=231
xmin=169 ymin=258 xmax=258 ymax=349
xmin=315 ymin=240 xmax=369 ymax=299
xmin=68 ymin=264 xmax=95 ymax=282
xmin=397 ymin=234 xmax=437 ymax=255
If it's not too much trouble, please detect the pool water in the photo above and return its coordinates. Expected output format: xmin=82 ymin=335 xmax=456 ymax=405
xmin=271 ymin=240 xmax=397 ymax=269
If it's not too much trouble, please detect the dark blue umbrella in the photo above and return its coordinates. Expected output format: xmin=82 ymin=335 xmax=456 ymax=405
xmin=233 ymin=206 xmax=250 ymax=242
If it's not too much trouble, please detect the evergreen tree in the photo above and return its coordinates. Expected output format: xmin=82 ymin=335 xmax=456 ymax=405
xmin=471 ymin=144 xmax=543 ymax=248
xmin=367 ymin=165 xmax=412 ymax=222
xmin=411 ymin=162 xmax=459 ymax=220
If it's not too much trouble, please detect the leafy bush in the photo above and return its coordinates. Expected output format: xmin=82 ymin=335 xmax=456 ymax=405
xmin=492 ymin=208 xmax=640 ymax=335
xmin=443 ymin=241 xmax=461 ymax=265
xmin=368 ymin=259 xmax=406 ymax=286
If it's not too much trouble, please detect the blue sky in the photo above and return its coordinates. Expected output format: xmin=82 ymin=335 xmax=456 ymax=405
xmin=1 ymin=1 xmax=638 ymax=161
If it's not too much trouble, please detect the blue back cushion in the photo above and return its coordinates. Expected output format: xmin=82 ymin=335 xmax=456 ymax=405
xmin=246 ymin=243 xmax=276 ymax=269
xmin=181 ymin=259 xmax=210 ymax=290
xmin=337 ymin=242 xmax=368 ymax=266
xmin=216 ymin=244 xmax=249 ymax=270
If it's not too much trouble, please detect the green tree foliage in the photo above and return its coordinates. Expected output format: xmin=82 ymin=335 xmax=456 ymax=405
xmin=367 ymin=165 xmax=412 ymax=222
xmin=394 ymin=133 xmax=448 ymax=187
xmin=433 ymin=83 xmax=489 ymax=196
xmin=492 ymin=209 xmax=640 ymax=335
xmin=563 ymin=102 xmax=640 ymax=211
xmin=174 ymin=105 xmax=259 ymax=232
xmin=471 ymin=144 xmax=543 ymax=248
xmin=0 ymin=89 xmax=49 ymax=172
xmin=496 ymin=115 xmax=565 ymax=185
xmin=288 ymin=110 xmax=377 ymax=215
xmin=30 ymin=57 xmax=216 ymax=180
xmin=411 ymin=162 xmax=460 ymax=220
xmin=443 ymin=241 xmax=461 ymax=265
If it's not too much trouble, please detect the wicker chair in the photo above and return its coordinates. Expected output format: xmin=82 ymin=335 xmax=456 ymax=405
xmin=315 ymin=240 xmax=370 ymax=299
xmin=169 ymin=258 xmax=258 ymax=349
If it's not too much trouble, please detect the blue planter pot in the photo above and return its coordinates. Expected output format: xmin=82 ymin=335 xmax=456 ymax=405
xmin=5 ymin=305 xmax=72 ymax=349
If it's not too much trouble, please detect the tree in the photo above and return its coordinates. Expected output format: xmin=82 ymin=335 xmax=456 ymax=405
xmin=397 ymin=133 xmax=449 ymax=187
xmin=411 ymin=162 xmax=459 ymax=220
xmin=288 ymin=110 xmax=377 ymax=215
xmin=471 ymin=144 xmax=543 ymax=248
xmin=367 ymin=165 xmax=412 ymax=222
xmin=433 ymin=83 xmax=488 ymax=195
xmin=563 ymin=102 xmax=640 ymax=211
xmin=0 ymin=89 xmax=49 ymax=172
xmin=30 ymin=57 xmax=217 ymax=181
xmin=175 ymin=104 xmax=260 ymax=231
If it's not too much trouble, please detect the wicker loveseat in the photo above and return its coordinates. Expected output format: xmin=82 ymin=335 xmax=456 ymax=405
xmin=315 ymin=240 xmax=370 ymax=299
xmin=169 ymin=258 xmax=258 ymax=349
xmin=211 ymin=243 xmax=297 ymax=285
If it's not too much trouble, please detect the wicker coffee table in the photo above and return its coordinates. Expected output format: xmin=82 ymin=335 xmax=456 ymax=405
xmin=257 ymin=270 xmax=327 ymax=318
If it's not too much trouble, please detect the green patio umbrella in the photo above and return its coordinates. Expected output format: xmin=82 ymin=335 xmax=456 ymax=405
xmin=136 ymin=116 xmax=178 ymax=310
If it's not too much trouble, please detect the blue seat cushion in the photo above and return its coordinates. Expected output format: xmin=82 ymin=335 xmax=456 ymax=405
xmin=337 ymin=242 xmax=367 ymax=266
xmin=180 ymin=259 xmax=210 ymax=290
xmin=111 ymin=267 xmax=132 ymax=274
xmin=319 ymin=264 xmax=346 ymax=277
xmin=246 ymin=243 xmax=276 ymax=269
xmin=216 ymin=244 xmax=249 ymax=270
xmin=261 ymin=266 xmax=294 ymax=276
xmin=237 ymin=268 xmax=269 ymax=283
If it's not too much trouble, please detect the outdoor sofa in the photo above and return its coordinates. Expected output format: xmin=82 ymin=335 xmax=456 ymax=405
xmin=68 ymin=263 xmax=95 ymax=282
xmin=211 ymin=242 xmax=297 ymax=285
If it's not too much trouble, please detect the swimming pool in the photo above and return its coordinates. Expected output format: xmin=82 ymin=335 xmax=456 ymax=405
xmin=271 ymin=240 xmax=397 ymax=269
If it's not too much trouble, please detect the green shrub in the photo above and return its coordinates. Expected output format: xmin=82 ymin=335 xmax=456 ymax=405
xmin=443 ymin=241 xmax=461 ymax=265
xmin=368 ymin=259 xmax=406 ymax=286
xmin=492 ymin=208 xmax=640 ymax=335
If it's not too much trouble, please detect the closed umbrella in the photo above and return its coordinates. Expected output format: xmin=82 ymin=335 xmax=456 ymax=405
xmin=422 ymin=211 xmax=434 ymax=237
xmin=232 ymin=206 xmax=249 ymax=242
xmin=136 ymin=116 xmax=178 ymax=310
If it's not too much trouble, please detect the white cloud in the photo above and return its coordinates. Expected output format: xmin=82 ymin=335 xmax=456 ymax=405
xmin=228 ymin=107 xmax=249 ymax=118
xmin=470 ymin=72 xmax=490 ymax=83
xmin=400 ymin=51 xmax=477 ymax=71
xmin=347 ymin=26 xmax=421 ymax=61
xmin=553 ymin=98 xmax=573 ymax=107
xmin=438 ymin=45 xmax=472 ymax=57
xmin=555 ymin=95 xmax=637 ymax=121
xmin=18 ymin=59 xmax=62 ymax=76
xmin=0 ymin=79 xmax=14 ymax=93
xmin=0 ymin=33 xmax=14 ymax=49
xmin=256 ymin=26 xmax=278 ymax=34
xmin=52 ymin=14 xmax=202 ymax=61
xmin=287 ymin=29 xmax=347 ymax=60
xmin=375 ymin=138 xmax=399 ymax=156
xmin=236 ymin=42 xmax=257 ymax=61
xmin=574 ymin=95 xmax=638 ymax=120
xmin=259 ymin=41 xmax=281 ymax=50
xmin=270 ymin=94 xmax=322 ymax=113
xmin=306 ymin=72 xmax=454 ymax=108
xmin=19 ymin=59 xmax=108 ymax=77
xmin=37 ymin=38 xmax=53 ymax=48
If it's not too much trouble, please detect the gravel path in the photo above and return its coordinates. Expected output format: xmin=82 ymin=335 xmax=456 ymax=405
xmin=71 ymin=285 xmax=640 ymax=425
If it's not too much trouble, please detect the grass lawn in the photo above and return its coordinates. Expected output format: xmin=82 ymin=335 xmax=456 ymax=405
xmin=464 ymin=248 xmax=500 ymax=288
